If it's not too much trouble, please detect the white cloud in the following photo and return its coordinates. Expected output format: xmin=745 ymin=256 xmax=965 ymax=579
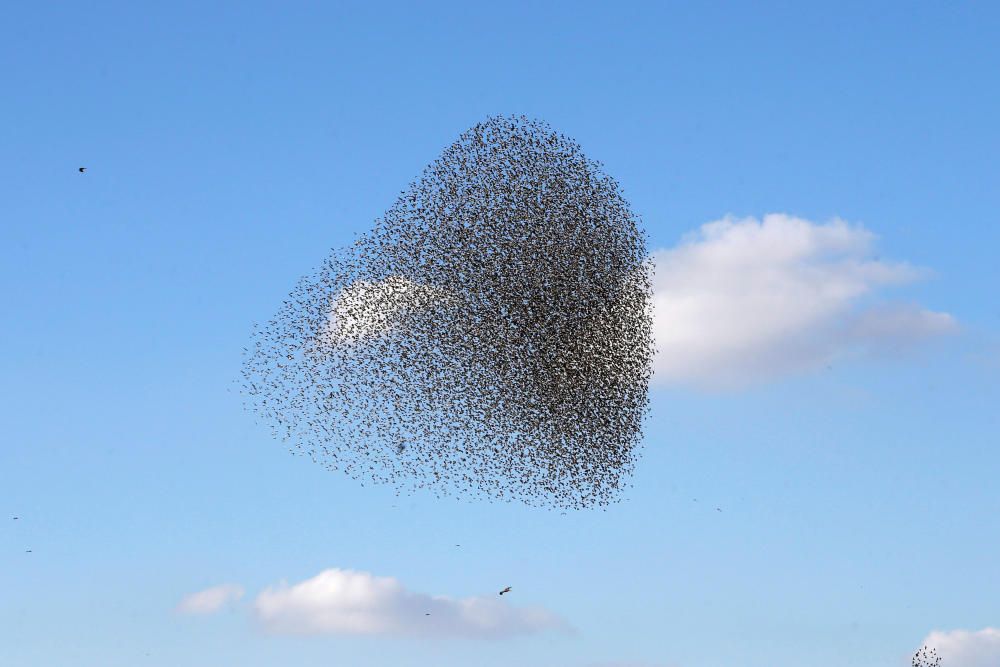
xmin=921 ymin=627 xmax=1000 ymax=667
xmin=176 ymin=584 xmax=244 ymax=615
xmin=651 ymin=214 xmax=957 ymax=388
xmin=253 ymin=568 xmax=569 ymax=639
xmin=322 ymin=276 xmax=447 ymax=347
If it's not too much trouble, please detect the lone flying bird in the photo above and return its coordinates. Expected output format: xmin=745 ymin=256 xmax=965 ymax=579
xmin=498 ymin=586 xmax=511 ymax=596
xmin=78 ymin=167 xmax=86 ymax=173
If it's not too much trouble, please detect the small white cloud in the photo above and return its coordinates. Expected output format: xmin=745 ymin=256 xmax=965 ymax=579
xmin=176 ymin=584 xmax=244 ymax=615
xmin=651 ymin=214 xmax=956 ymax=388
xmin=921 ymin=627 xmax=1000 ymax=667
xmin=253 ymin=568 xmax=569 ymax=639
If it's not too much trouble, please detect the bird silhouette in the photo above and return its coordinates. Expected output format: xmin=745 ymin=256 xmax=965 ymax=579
xmin=498 ymin=586 xmax=512 ymax=596
xmin=78 ymin=167 xmax=86 ymax=173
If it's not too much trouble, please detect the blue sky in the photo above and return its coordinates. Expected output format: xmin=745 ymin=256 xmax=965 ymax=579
xmin=2 ymin=2 xmax=999 ymax=666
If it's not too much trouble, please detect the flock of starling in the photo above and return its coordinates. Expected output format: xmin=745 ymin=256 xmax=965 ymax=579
xmin=912 ymin=646 xmax=942 ymax=667
xmin=242 ymin=115 xmax=655 ymax=510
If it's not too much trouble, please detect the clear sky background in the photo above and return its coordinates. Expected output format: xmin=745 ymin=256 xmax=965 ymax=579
xmin=2 ymin=3 xmax=999 ymax=667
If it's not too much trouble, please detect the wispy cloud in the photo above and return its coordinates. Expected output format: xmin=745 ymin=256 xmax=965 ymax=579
xmin=921 ymin=627 xmax=1000 ymax=667
xmin=253 ymin=568 xmax=569 ymax=639
xmin=651 ymin=214 xmax=956 ymax=388
xmin=176 ymin=584 xmax=245 ymax=615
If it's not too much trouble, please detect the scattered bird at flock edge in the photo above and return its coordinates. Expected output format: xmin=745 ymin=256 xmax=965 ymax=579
xmin=499 ymin=586 xmax=511 ymax=595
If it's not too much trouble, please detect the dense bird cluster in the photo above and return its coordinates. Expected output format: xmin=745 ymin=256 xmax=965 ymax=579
xmin=912 ymin=646 xmax=942 ymax=667
xmin=242 ymin=115 xmax=654 ymax=509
